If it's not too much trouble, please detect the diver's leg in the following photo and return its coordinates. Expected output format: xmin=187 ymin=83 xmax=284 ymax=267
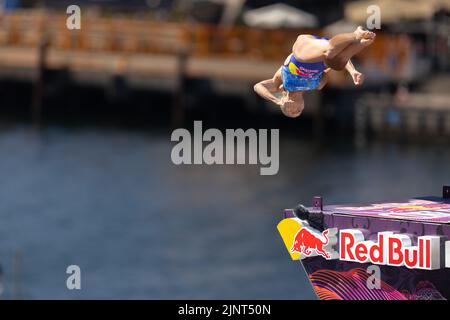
xmin=325 ymin=36 xmax=375 ymax=71
xmin=293 ymin=27 xmax=375 ymax=63
xmin=325 ymin=33 xmax=359 ymax=59
xmin=292 ymin=32 xmax=355 ymax=63
xmin=328 ymin=26 xmax=375 ymax=58
xmin=292 ymin=35 xmax=331 ymax=63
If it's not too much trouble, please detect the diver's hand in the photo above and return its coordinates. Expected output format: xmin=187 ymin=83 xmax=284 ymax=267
xmin=351 ymin=71 xmax=364 ymax=86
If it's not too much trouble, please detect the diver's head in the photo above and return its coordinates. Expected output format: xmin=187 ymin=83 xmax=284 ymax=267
xmin=280 ymin=91 xmax=304 ymax=118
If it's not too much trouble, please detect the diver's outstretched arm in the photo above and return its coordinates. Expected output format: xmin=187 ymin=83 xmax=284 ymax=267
xmin=345 ymin=60 xmax=364 ymax=86
xmin=254 ymin=68 xmax=284 ymax=105
xmin=254 ymin=79 xmax=283 ymax=105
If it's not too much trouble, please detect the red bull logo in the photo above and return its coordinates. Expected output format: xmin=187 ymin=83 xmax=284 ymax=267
xmin=291 ymin=228 xmax=331 ymax=259
xmin=278 ymin=216 xmax=450 ymax=270
xmin=277 ymin=217 xmax=337 ymax=261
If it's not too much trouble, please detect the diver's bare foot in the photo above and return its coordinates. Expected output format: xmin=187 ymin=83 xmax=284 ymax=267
xmin=360 ymin=36 xmax=375 ymax=46
xmin=354 ymin=26 xmax=376 ymax=42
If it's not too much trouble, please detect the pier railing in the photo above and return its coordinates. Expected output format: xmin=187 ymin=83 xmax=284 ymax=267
xmin=0 ymin=10 xmax=305 ymax=60
xmin=0 ymin=9 xmax=412 ymax=63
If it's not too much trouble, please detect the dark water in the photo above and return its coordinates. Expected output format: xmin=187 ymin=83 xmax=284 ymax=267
xmin=0 ymin=124 xmax=449 ymax=299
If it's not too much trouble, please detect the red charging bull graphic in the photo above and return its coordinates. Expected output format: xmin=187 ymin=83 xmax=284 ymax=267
xmin=290 ymin=228 xmax=331 ymax=259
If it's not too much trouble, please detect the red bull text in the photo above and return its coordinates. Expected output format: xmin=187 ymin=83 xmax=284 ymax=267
xmin=339 ymin=230 xmax=442 ymax=270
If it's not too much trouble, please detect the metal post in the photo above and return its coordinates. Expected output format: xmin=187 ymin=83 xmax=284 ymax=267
xmin=31 ymin=34 xmax=50 ymax=128
xmin=172 ymin=49 xmax=188 ymax=129
xmin=444 ymin=186 xmax=450 ymax=199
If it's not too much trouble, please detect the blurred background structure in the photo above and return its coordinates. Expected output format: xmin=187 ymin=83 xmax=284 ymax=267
xmin=0 ymin=0 xmax=449 ymax=136
xmin=0 ymin=0 xmax=449 ymax=299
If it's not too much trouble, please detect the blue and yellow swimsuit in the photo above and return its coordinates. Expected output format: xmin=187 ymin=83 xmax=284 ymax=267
xmin=281 ymin=36 xmax=328 ymax=92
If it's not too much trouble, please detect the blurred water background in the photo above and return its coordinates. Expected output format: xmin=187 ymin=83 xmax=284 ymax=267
xmin=0 ymin=121 xmax=448 ymax=299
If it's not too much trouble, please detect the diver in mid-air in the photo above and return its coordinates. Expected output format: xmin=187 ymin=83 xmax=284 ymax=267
xmin=254 ymin=26 xmax=376 ymax=118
